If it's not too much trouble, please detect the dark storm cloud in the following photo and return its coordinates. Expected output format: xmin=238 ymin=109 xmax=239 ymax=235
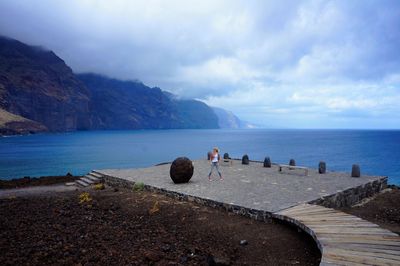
xmin=1 ymin=0 xmax=399 ymax=128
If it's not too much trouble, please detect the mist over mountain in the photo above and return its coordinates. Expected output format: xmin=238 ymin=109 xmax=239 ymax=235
xmin=213 ymin=107 xmax=256 ymax=129
xmin=0 ymin=36 xmax=247 ymax=135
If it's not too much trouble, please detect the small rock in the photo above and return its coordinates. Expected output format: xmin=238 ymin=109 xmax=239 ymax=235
xmin=207 ymin=254 xmax=231 ymax=266
xmin=239 ymin=240 xmax=248 ymax=246
xmin=214 ymin=256 xmax=231 ymax=266
xmin=242 ymin=155 xmax=249 ymax=165
xmin=351 ymin=164 xmax=361 ymax=177
xmin=318 ymin=161 xmax=326 ymax=174
xmin=263 ymin=157 xmax=271 ymax=168
xmin=180 ymin=255 xmax=188 ymax=263
xmin=161 ymin=244 xmax=171 ymax=252
xmin=289 ymin=159 xmax=296 ymax=166
xmin=144 ymin=250 xmax=161 ymax=262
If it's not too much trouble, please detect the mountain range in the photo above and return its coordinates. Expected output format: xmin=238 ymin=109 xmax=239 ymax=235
xmin=0 ymin=36 xmax=251 ymax=135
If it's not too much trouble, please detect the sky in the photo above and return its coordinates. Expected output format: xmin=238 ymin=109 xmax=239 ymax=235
xmin=0 ymin=0 xmax=399 ymax=129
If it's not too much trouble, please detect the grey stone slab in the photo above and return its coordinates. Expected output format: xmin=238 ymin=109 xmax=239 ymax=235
xmin=97 ymin=159 xmax=384 ymax=213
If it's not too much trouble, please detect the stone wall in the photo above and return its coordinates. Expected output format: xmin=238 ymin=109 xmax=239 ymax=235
xmin=96 ymin=170 xmax=388 ymax=255
xmin=309 ymin=176 xmax=388 ymax=208
xmin=96 ymin=170 xmax=273 ymax=223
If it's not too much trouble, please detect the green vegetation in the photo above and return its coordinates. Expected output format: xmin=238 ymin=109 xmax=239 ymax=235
xmin=133 ymin=182 xmax=145 ymax=192
xmin=93 ymin=183 xmax=105 ymax=190
xmin=79 ymin=192 xmax=92 ymax=203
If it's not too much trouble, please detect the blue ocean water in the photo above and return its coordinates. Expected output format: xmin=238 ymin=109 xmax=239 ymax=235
xmin=0 ymin=129 xmax=399 ymax=184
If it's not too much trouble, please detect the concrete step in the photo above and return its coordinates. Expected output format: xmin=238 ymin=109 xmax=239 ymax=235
xmin=90 ymin=171 xmax=103 ymax=178
xmin=81 ymin=177 xmax=94 ymax=184
xmin=85 ymin=174 xmax=100 ymax=183
xmin=75 ymin=179 xmax=90 ymax=187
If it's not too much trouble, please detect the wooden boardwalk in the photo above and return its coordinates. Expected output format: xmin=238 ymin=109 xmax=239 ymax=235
xmin=275 ymin=204 xmax=400 ymax=266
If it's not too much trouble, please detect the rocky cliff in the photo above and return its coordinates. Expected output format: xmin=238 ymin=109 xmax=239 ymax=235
xmin=0 ymin=36 xmax=220 ymax=134
xmin=0 ymin=36 xmax=91 ymax=132
xmin=78 ymin=73 xmax=219 ymax=129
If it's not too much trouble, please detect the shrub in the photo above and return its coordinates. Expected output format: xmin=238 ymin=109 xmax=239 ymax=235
xmin=94 ymin=183 xmax=105 ymax=190
xmin=79 ymin=192 xmax=92 ymax=203
xmin=133 ymin=182 xmax=145 ymax=191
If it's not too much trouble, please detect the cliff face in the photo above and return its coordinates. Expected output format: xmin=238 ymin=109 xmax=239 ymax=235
xmin=77 ymin=73 xmax=219 ymax=129
xmin=0 ymin=36 xmax=222 ymax=135
xmin=0 ymin=36 xmax=91 ymax=132
xmin=78 ymin=73 xmax=180 ymax=129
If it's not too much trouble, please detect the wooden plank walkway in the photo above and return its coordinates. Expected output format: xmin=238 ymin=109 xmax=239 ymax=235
xmin=275 ymin=204 xmax=400 ymax=266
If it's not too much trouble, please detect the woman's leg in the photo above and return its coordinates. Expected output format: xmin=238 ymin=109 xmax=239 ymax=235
xmin=216 ymin=163 xmax=223 ymax=179
xmin=208 ymin=163 xmax=215 ymax=179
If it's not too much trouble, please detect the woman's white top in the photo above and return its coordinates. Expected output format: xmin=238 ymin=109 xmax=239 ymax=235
xmin=212 ymin=153 xmax=219 ymax=163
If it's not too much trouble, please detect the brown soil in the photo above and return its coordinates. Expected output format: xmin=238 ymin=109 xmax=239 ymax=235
xmin=0 ymin=187 xmax=321 ymax=266
xmin=0 ymin=175 xmax=79 ymax=189
xmin=339 ymin=186 xmax=400 ymax=235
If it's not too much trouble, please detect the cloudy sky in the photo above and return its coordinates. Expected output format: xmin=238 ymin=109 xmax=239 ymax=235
xmin=1 ymin=0 xmax=399 ymax=128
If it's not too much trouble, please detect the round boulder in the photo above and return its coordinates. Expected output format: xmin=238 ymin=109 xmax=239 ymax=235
xmin=289 ymin=159 xmax=296 ymax=166
xmin=223 ymin=153 xmax=230 ymax=159
xmin=170 ymin=157 xmax=194 ymax=183
xmin=263 ymin=157 xmax=271 ymax=168
xmin=242 ymin=154 xmax=249 ymax=165
xmin=351 ymin=164 xmax=361 ymax=178
xmin=319 ymin=161 xmax=326 ymax=174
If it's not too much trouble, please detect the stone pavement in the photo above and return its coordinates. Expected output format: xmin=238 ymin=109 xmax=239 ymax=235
xmin=96 ymin=159 xmax=385 ymax=213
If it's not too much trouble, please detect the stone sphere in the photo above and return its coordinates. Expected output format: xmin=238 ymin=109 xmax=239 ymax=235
xmin=319 ymin=161 xmax=326 ymax=174
xmin=242 ymin=154 xmax=249 ymax=165
xmin=263 ymin=157 xmax=271 ymax=168
xmin=289 ymin=159 xmax=296 ymax=166
xmin=351 ymin=164 xmax=361 ymax=178
xmin=223 ymin=153 xmax=230 ymax=159
xmin=170 ymin=157 xmax=194 ymax=183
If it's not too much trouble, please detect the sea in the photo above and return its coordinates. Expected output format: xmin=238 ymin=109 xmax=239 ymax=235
xmin=0 ymin=129 xmax=399 ymax=185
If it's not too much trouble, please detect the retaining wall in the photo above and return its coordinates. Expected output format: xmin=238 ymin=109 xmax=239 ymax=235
xmin=309 ymin=176 xmax=388 ymax=208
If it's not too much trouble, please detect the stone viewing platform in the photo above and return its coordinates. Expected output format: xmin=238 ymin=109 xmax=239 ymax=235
xmin=95 ymin=159 xmax=387 ymax=214
xmin=92 ymin=159 xmax=399 ymax=266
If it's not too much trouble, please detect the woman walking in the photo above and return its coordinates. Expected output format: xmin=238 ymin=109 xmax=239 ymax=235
xmin=208 ymin=147 xmax=223 ymax=181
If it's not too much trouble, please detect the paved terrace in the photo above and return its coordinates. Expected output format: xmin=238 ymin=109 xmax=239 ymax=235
xmin=96 ymin=159 xmax=385 ymax=213
xmin=95 ymin=160 xmax=400 ymax=265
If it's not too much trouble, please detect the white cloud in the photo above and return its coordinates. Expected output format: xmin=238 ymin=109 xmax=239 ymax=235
xmin=0 ymin=0 xmax=399 ymax=128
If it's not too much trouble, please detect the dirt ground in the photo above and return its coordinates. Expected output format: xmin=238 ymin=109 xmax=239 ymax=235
xmin=339 ymin=186 xmax=400 ymax=235
xmin=1 ymin=176 xmax=399 ymax=266
xmin=0 ymin=186 xmax=321 ymax=266
xmin=0 ymin=175 xmax=79 ymax=189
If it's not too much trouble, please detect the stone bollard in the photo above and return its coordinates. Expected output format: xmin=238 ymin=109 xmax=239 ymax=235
xmin=263 ymin=157 xmax=271 ymax=168
xmin=289 ymin=159 xmax=296 ymax=166
xmin=223 ymin=153 xmax=230 ymax=159
xmin=170 ymin=157 xmax=194 ymax=183
xmin=207 ymin=151 xmax=212 ymax=160
xmin=351 ymin=164 xmax=361 ymax=177
xmin=319 ymin=161 xmax=326 ymax=174
xmin=242 ymin=154 xmax=249 ymax=165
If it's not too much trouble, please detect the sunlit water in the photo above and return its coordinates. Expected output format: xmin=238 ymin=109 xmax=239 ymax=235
xmin=1 ymin=129 xmax=399 ymax=184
